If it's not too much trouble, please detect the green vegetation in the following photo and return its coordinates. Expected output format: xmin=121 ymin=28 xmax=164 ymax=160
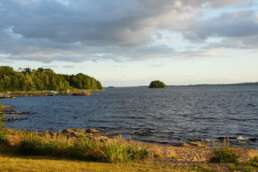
xmin=149 ymin=80 xmax=166 ymax=88
xmin=208 ymin=147 xmax=258 ymax=171
xmin=0 ymin=104 xmax=2 ymax=111
xmin=0 ymin=66 xmax=102 ymax=91
xmin=0 ymin=130 xmax=150 ymax=163
xmin=209 ymin=147 xmax=240 ymax=163
xmin=227 ymin=157 xmax=258 ymax=172
xmin=0 ymin=129 xmax=256 ymax=172
xmin=0 ymin=156 xmax=213 ymax=172
xmin=248 ymin=156 xmax=258 ymax=167
xmin=0 ymin=104 xmax=4 ymax=130
xmin=0 ymin=106 xmax=257 ymax=171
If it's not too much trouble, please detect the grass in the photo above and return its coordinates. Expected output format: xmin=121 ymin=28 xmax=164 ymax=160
xmin=0 ymin=130 xmax=151 ymax=163
xmin=0 ymin=104 xmax=3 ymax=111
xmin=0 ymin=154 xmax=213 ymax=172
xmin=227 ymin=157 xmax=258 ymax=172
xmin=248 ymin=156 xmax=258 ymax=167
xmin=0 ymin=117 xmax=257 ymax=171
xmin=208 ymin=145 xmax=258 ymax=171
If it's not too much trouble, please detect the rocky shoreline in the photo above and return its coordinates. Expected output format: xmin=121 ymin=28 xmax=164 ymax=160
xmin=0 ymin=90 xmax=94 ymax=99
xmin=1 ymin=127 xmax=258 ymax=164
xmin=0 ymin=105 xmax=32 ymax=122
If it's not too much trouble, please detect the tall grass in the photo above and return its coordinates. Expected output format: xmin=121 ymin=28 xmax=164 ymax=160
xmin=8 ymin=132 xmax=150 ymax=163
xmin=0 ymin=104 xmax=5 ymax=139
xmin=0 ymin=106 xmax=150 ymax=162
xmin=209 ymin=137 xmax=240 ymax=164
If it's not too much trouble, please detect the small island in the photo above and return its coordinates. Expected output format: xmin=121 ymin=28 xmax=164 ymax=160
xmin=148 ymin=80 xmax=166 ymax=88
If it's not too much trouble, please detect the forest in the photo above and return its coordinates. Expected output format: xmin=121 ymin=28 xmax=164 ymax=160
xmin=0 ymin=66 xmax=102 ymax=91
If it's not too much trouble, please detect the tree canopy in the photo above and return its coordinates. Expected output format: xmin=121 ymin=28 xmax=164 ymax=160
xmin=149 ymin=80 xmax=166 ymax=88
xmin=0 ymin=66 xmax=102 ymax=91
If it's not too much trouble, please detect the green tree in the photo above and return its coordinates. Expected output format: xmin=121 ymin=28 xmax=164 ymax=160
xmin=0 ymin=66 xmax=102 ymax=91
xmin=149 ymin=80 xmax=166 ymax=88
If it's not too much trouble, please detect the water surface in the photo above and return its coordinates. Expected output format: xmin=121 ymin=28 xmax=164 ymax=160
xmin=1 ymin=86 xmax=258 ymax=146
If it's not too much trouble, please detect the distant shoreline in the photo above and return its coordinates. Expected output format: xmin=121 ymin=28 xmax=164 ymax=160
xmin=105 ymin=82 xmax=258 ymax=88
xmin=175 ymin=82 xmax=258 ymax=87
xmin=0 ymin=89 xmax=102 ymax=98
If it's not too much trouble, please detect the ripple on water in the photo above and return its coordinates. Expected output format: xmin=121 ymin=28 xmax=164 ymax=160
xmin=2 ymin=86 xmax=258 ymax=147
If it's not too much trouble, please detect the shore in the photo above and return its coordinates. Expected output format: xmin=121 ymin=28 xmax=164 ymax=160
xmin=0 ymin=128 xmax=257 ymax=172
xmin=0 ymin=104 xmax=258 ymax=171
xmin=0 ymin=90 xmax=98 ymax=98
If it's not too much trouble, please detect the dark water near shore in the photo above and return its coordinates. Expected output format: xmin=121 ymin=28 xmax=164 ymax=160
xmin=1 ymin=86 xmax=258 ymax=147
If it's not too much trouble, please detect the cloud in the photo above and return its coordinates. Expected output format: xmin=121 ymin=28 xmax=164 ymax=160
xmin=0 ymin=0 xmax=257 ymax=63
xmin=184 ymin=11 xmax=258 ymax=40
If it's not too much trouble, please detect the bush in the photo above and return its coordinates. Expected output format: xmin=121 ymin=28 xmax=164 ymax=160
xmin=248 ymin=157 xmax=258 ymax=167
xmin=0 ymin=104 xmax=5 ymax=134
xmin=16 ymin=133 xmax=150 ymax=163
xmin=102 ymin=143 xmax=149 ymax=163
xmin=68 ymin=138 xmax=108 ymax=162
xmin=68 ymin=138 xmax=150 ymax=162
xmin=0 ymin=132 xmax=6 ymax=145
xmin=209 ymin=148 xmax=239 ymax=163
xmin=228 ymin=157 xmax=258 ymax=172
xmin=18 ymin=138 xmax=58 ymax=155
xmin=126 ymin=146 xmax=149 ymax=160
xmin=0 ymin=104 xmax=3 ymax=112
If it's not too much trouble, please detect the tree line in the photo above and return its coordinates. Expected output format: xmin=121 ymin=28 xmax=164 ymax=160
xmin=0 ymin=66 xmax=102 ymax=91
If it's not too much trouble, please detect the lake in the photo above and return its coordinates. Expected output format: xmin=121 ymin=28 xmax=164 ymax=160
xmin=1 ymin=86 xmax=258 ymax=147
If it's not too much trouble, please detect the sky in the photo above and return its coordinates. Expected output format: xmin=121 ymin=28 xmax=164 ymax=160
xmin=0 ymin=0 xmax=258 ymax=86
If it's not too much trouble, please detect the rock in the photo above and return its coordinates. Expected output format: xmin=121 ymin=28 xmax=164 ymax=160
xmin=72 ymin=91 xmax=91 ymax=96
xmin=188 ymin=141 xmax=207 ymax=147
xmin=85 ymin=128 xmax=100 ymax=134
xmin=2 ymin=105 xmax=32 ymax=116
xmin=48 ymin=131 xmax=57 ymax=137
xmin=62 ymin=128 xmax=79 ymax=138
xmin=99 ymin=136 xmax=108 ymax=142
xmin=2 ymin=105 xmax=16 ymax=114
xmin=61 ymin=128 xmax=102 ymax=139
xmin=4 ymin=116 xmax=28 ymax=122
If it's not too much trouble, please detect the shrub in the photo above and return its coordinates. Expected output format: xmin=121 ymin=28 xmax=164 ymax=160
xmin=126 ymin=146 xmax=149 ymax=160
xmin=228 ymin=157 xmax=258 ymax=172
xmin=248 ymin=157 xmax=258 ymax=167
xmin=209 ymin=148 xmax=239 ymax=163
xmin=16 ymin=133 xmax=150 ymax=163
xmin=68 ymin=138 xmax=108 ymax=162
xmin=18 ymin=138 xmax=57 ymax=155
xmin=0 ymin=132 xmax=6 ymax=144
xmin=0 ymin=104 xmax=3 ymax=112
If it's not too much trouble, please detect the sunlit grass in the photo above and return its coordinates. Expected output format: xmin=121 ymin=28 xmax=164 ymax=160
xmin=0 ymin=155 xmax=205 ymax=172
xmin=0 ymin=127 xmax=257 ymax=172
xmin=0 ymin=130 xmax=151 ymax=163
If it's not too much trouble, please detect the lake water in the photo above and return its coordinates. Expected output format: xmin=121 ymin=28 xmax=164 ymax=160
xmin=1 ymin=86 xmax=258 ymax=147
